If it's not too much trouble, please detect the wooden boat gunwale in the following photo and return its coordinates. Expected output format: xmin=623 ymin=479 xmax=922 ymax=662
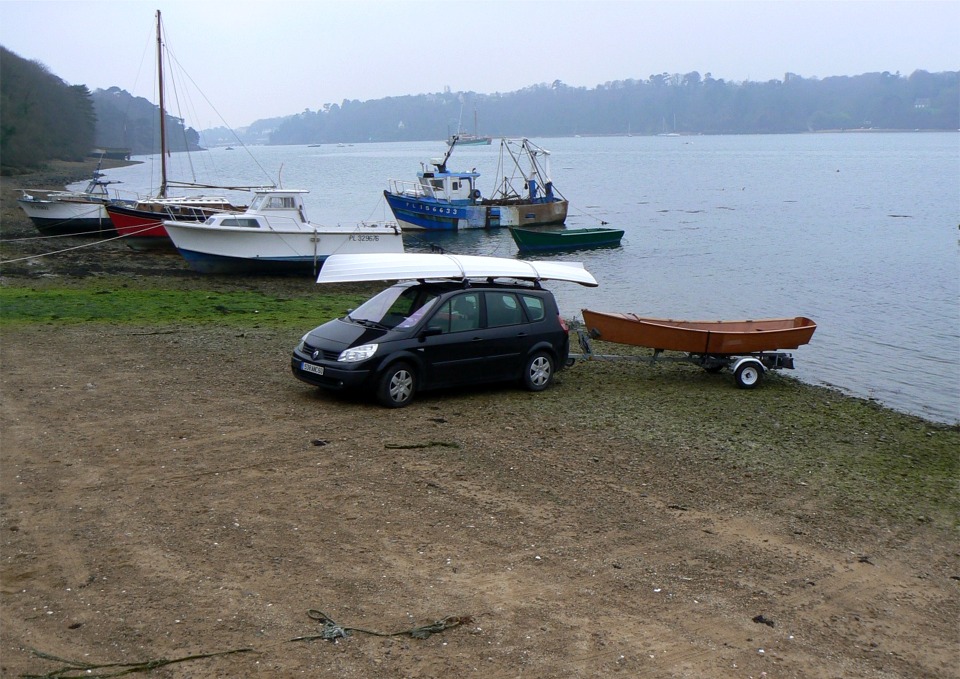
xmin=581 ymin=309 xmax=816 ymax=355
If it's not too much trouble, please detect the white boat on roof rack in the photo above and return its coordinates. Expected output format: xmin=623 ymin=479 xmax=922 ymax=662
xmin=316 ymin=253 xmax=598 ymax=287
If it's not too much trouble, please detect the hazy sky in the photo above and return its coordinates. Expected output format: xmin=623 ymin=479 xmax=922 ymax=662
xmin=1 ymin=0 xmax=957 ymax=129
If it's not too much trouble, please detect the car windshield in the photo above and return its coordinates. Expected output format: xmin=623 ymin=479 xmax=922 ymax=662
xmin=347 ymin=284 xmax=441 ymax=330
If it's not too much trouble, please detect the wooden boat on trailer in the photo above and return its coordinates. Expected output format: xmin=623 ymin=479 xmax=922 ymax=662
xmin=579 ymin=310 xmax=817 ymax=388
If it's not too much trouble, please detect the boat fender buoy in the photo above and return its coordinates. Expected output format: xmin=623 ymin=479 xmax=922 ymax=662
xmin=472 ymin=189 xmax=481 ymax=200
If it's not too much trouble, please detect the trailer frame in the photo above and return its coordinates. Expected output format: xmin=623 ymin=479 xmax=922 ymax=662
xmin=571 ymin=329 xmax=798 ymax=389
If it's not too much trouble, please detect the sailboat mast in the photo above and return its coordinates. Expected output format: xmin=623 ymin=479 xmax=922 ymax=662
xmin=156 ymin=9 xmax=168 ymax=198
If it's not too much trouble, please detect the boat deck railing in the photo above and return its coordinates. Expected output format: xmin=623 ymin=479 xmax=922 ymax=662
xmin=387 ymin=179 xmax=430 ymax=198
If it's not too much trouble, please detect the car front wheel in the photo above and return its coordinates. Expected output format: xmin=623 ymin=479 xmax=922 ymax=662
xmin=522 ymin=351 xmax=555 ymax=392
xmin=377 ymin=362 xmax=416 ymax=407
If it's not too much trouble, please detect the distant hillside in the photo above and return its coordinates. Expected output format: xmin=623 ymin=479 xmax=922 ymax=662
xmin=2 ymin=42 xmax=957 ymax=173
xmin=207 ymin=70 xmax=959 ymax=146
xmin=90 ymin=87 xmax=201 ymax=155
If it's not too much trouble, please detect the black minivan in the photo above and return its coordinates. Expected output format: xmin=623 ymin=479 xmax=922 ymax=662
xmin=291 ymin=279 xmax=571 ymax=407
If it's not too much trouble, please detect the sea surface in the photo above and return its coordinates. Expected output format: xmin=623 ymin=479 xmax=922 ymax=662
xmin=89 ymin=133 xmax=960 ymax=424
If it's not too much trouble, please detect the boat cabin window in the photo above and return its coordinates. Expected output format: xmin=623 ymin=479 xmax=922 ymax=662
xmin=265 ymin=196 xmax=297 ymax=209
xmin=250 ymin=194 xmax=298 ymax=210
xmin=218 ymin=218 xmax=261 ymax=228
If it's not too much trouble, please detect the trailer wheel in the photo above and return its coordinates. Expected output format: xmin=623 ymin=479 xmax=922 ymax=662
xmin=734 ymin=361 xmax=763 ymax=389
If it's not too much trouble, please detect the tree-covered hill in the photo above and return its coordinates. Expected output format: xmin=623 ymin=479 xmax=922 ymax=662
xmin=2 ymin=39 xmax=957 ymax=173
xmin=90 ymin=87 xmax=200 ymax=156
xmin=1 ymin=47 xmax=200 ymax=171
xmin=0 ymin=46 xmax=94 ymax=171
xmin=261 ymin=70 xmax=959 ymax=145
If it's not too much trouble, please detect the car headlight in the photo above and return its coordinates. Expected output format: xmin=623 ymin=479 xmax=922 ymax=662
xmin=338 ymin=343 xmax=378 ymax=363
xmin=295 ymin=332 xmax=311 ymax=353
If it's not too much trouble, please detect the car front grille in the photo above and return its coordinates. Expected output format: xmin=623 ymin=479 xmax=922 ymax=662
xmin=302 ymin=342 xmax=340 ymax=361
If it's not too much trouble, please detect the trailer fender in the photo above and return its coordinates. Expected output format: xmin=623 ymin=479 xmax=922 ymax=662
xmin=732 ymin=357 xmax=764 ymax=389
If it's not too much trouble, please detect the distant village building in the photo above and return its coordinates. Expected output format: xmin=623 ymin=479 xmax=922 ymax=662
xmin=89 ymin=147 xmax=131 ymax=160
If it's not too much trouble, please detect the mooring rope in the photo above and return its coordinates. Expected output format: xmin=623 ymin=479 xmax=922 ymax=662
xmin=0 ymin=223 xmax=162 ymax=265
xmin=22 ymin=647 xmax=254 ymax=679
xmin=289 ymin=608 xmax=472 ymax=642
xmin=24 ymin=607 xmax=471 ymax=675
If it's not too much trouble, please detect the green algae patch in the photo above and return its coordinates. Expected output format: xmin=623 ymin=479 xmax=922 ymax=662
xmin=0 ymin=284 xmax=368 ymax=329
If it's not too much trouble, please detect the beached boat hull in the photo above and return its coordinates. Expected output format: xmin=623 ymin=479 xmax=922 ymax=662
xmin=383 ymin=191 xmax=568 ymax=231
xmin=164 ymin=221 xmax=404 ymax=275
xmin=106 ymin=204 xmax=172 ymax=249
xmin=17 ymin=198 xmax=116 ymax=236
xmin=107 ymin=201 xmax=246 ymax=252
xmin=581 ymin=310 xmax=817 ymax=355
xmin=510 ymin=227 xmax=624 ymax=252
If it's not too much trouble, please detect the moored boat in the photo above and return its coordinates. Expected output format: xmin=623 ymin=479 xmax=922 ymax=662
xmin=510 ymin=227 xmax=624 ymax=252
xmin=581 ymin=310 xmax=817 ymax=355
xmin=447 ymin=134 xmax=492 ymax=146
xmin=384 ymin=137 xmax=568 ymax=231
xmin=163 ymin=188 xmax=404 ymax=275
xmin=446 ymin=107 xmax=492 ymax=146
xmin=106 ymin=197 xmax=246 ymax=251
xmin=107 ymin=10 xmax=254 ymax=251
xmin=16 ymin=167 xmax=128 ymax=237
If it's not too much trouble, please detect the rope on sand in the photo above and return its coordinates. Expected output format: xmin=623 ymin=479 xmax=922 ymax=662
xmin=289 ymin=608 xmax=472 ymax=642
xmin=21 ymin=647 xmax=254 ymax=678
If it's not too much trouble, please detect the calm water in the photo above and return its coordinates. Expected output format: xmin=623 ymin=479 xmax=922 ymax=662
xmin=90 ymin=133 xmax=960 ymax=424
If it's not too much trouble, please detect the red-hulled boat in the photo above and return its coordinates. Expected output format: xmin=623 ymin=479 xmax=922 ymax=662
xmin=107 ymin=198 xmax=245 ymax=251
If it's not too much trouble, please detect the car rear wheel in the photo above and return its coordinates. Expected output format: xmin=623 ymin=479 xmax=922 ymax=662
xmin=376 ymin=362 xmax=416 ymax=407
xmin=522 ymin=351 xmax=555 ymax=392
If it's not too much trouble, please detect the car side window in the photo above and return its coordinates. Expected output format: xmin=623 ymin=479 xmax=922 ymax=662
xmin=519 ymin=294 xmax=546 ymax=322
xmin=428 ymin=293 xmax=481 ymax=333
xmin=485 ymin=292 xmax=525 ymax=327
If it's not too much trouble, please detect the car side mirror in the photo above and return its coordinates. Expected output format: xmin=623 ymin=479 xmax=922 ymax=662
xmin=419 ymin=327 xmax=443 ymax=341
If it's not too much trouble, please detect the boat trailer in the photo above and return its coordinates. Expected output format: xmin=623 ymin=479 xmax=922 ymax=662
xmin=571 ymin=329 xmax=798 ymax=389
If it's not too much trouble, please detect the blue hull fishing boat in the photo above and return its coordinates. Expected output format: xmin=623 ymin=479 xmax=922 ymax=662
xmin=383 ymin=137 xmax=568 ymax=231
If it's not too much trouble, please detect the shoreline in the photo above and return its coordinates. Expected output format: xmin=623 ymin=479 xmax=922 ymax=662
xmin=2 ymin=159 xmax=956 ymax=426
xmin=2 ymin=159 xmax=957 ymax=678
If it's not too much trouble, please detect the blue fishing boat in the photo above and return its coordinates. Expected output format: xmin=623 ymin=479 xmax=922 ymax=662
xmin=383 ymin=137 xmax=568 ymax=231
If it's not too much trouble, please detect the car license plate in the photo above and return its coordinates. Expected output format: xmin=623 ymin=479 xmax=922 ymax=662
xmin=301 ymin=362 xmax=324 ymax=376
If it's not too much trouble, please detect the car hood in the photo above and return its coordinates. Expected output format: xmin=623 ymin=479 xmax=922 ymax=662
xmin=307 ymin=318 xmax=390 ymax=350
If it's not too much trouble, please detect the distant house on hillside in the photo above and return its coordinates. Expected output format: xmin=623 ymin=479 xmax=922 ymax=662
xmin=89 ymin=147 xmax=131 ymax=160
